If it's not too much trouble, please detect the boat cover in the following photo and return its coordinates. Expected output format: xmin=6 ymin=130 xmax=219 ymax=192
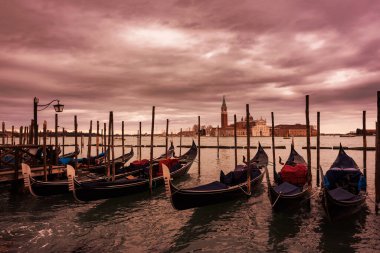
xmin=186 ymin=181 xmax=228 ymax=191
xmin=274 ymin=182 xmax=301 ymax=195
xmin=328 ymin=187 xmax=362 ymax=201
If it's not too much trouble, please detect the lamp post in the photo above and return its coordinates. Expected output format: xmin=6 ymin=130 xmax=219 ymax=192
xmin=33 ymin=97 xmax=64 ymax=145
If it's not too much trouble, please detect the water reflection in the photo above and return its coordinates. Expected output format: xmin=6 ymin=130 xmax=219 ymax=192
xmin=317 ymin=206 xmax=368 ymax=253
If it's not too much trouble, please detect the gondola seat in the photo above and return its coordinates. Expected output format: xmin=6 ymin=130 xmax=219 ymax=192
xmin=328 ymin=187 xmax=362 ymax=201
xmin=186 ymin=181 xmax=228 ymax=191
xmin=274 ymin=182 xmax=301 ymax=195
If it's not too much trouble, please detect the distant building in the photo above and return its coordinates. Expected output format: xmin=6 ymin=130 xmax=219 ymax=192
xmin=213 ymin=97 xmax=271 ymax=137
xmin=274 ymin=124 xmax=317 ymax=137
xmin=355 ymin=128 xmax=376 ymax=136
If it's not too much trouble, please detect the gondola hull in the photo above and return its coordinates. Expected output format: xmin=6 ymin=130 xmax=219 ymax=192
xmin=268 ymin=185 xmax=310 ymax=211
xmin=169 ymin=172 xmax=265 ymax=210
xmin=68 ymin=142 xmax=197 ymax=201
xmin=322 ymin=188 xmax=366 ymax=220
xmin=71 ymin=159 xmax=194 ymax=201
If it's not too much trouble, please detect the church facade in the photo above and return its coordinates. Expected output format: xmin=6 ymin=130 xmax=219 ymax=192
xmin=216 ymin=97 xmax=271 ymax=137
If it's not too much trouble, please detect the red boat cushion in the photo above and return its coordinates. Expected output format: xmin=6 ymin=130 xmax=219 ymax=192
xmin=158 ymin=158 xmax=179 ymax=176
xmin=280 ymin=164 xmax=307 ymax=186
xmin=131 ymin=159 xmax=150 ymax=167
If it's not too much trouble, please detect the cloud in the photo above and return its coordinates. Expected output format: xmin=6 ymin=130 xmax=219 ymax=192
xmin=0 ymin=0 xmax=379 ymax=133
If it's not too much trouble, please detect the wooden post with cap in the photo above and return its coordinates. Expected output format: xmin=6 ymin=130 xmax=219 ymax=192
xmin=198 ymin=116 xmax=201 ymax=175
xmin=74 ymin=115 xmax=78 ymax=170
xmin=179 ymin=128 xmax=182 ymax=156
xmin=375 ymin=91 xmax=380 ymax=213
xmin=87 ymin=120 xmax=92 ymax=169
xmin=234 ymin=114 xmax=237 ymax=168
xmin=271 ymin=112 xmax=276 ymax=177
xmin=246 ymin=104 xmax=251 ymax=194
xmin=306 ymin=95 xmax=312 ymax=187
xmin=217 ymin=125 xmax=220 ymax=159
xmin=363 ymin=111 xmax=367 ymax=182
xmin=122 ymin=121 xmax=125 ymax=162
xmin=317 ymin=112 xmax=320 ymax=187
xmin=165 ymin=119 xmax=169 ymax=158
xmin=149 ymin=106 xmax=155 ymax=194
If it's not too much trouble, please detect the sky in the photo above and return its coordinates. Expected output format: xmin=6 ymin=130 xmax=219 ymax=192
xmin=0 ymin=0 xmax=379 ymax=134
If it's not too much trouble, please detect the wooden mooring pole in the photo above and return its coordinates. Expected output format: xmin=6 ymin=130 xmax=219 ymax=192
xmin=43 ymin=121 xmax=47 ymax=181
xmin=87 ymin=120 xmax=93 ymax=169
xmin=96 ymin=121 xmax=100 ymax=156
xmin=107 ymin=113 xmax=112 ymax=178
xmin=55 ymin=114 xmax=58 ymax=164
xmin=165 ymin=119 xmax=169 ymax=158
xmin=74 ymin=116 xmax=78 ymax=169
xmin=179 ymin=128 xmax=182 ymax=156
xmin=234 ymin=114 xmax=237 ymax=168
xmin=11 ymin=126 xmax=14 ymax=145
xmin=217 ymin=125 xmax=220 ymax=159
xmin=198 ymin=116 xmax=201 ymax=175
xmin=139 ymin=122 xmax=142 ymax=160
xmin=19 ymin=126 xmax=23 ymax=146
xmin=246 ymin=104 xmax=251 ymax=194
xmin=2 ymin=122 xmax=4 ymax=144
xmin=271 ymin=112 xmax=276 ymax=177
xmin=62 ymin=127 xmax=65 ymax=155
xmin=375 ymin=91 xmax=380 ymax=214
xmin=317 ymin=112 xmax=321 ymax=187
xmin=306 ymin=95 xmax=312 ymax=187
xmin=149 ymin=106 xmax=155 ymax=194
xmin=122 ymin=121 xmax=125 ymax=162
xmin=103 ymin=123 xmax=106 ymax=154
xmin=363 ymin=111 xmax=367 ymax=182
xmin=111 ymin=112 xmax=115 ymax=181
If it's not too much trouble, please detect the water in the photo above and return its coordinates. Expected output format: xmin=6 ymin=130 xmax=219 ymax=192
xmin=1 ymin=136 xmax=379 ymax=252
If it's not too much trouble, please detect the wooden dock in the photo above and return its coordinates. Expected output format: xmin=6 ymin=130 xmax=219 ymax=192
xmin=0 ymin=165 xmax=65 ymax=183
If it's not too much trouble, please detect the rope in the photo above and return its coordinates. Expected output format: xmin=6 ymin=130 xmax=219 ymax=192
xmin=238 ymin=184 xmax=251 ymax=196
xmin=272 ymin=192 xmax=282 ymax=207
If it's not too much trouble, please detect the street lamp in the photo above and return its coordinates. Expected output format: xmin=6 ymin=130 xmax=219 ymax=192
xmin=33 ymin=97 xmax=64 ymax=145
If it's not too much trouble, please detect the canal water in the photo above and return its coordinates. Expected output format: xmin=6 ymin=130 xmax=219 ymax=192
xmin=1 ymin=136 xmax=379 ymax=252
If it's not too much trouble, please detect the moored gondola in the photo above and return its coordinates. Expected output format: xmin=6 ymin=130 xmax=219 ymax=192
xmin=319 ymin=144 xmax=366 ymax=220
xmin=162 ymin=143 xmax=268 ymax=210
xmin=66 ymin=141 xmax=197 ymax=201
xmin=265 ymin=144 xmax=310 ymax=211
xmin=21 ymin=143 xmax=172 ymax=197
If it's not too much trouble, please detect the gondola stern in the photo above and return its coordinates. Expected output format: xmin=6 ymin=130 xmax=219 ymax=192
xmin=66 ymin=165 xmax=82 ymax=202
xmin=162 ymin=164 xmax=172 ymax=198
xmin=21 ymin=163 xmax=38 ymax=197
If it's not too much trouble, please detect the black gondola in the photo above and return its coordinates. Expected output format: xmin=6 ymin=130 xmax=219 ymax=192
xmin=83 ymin=147 xmax=134 ymax=174
xmin=265 ymin=144 xmax=310 ymax=211
xmin=21 ymin=143 xmax=172 ymax=197
xmin=319 ymin=144 xmax=366 ymax=220
xmin=162 ymin=144 xmax=268 ymax=210
xmin=66 ymin=141 xmax=197 ymax=201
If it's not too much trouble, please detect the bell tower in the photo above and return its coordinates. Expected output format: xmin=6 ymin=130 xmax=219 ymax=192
xmin=221 ymin=96 xmax=228 ymax=128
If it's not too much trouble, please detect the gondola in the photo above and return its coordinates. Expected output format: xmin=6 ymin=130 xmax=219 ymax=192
xmin=162 ymin=143 xmax=268 ymax=210
xmin=21 ymin=143 xmax=170 ymax=197
xmin=319 ymin=144 xmax=366 ymax=220
xmin=265 ymin=144 xmax=310 ymax=211
xmin=82 ymin=147 xmax=134 ymax=174
xmin=66 ymin=141 xmax=197 ymax=201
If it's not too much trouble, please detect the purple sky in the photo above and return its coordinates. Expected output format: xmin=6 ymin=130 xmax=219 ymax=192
xmin=0 ymin=0 xmax=379 ymax=134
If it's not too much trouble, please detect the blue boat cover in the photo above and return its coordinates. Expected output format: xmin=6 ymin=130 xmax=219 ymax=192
xmin=274 ymin=182 xmax=301 ymax=195
xmin=186 ymin=181 xmax=228 ymax=191
xmin=328 ymin=187 xmax=362 ymax=201
xmin=325 ymin=145 xmax=363 ymax=192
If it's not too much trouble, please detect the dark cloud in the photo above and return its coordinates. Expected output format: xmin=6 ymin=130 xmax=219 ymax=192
xmin=0 ymin=0 xmax=379 ymax=133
